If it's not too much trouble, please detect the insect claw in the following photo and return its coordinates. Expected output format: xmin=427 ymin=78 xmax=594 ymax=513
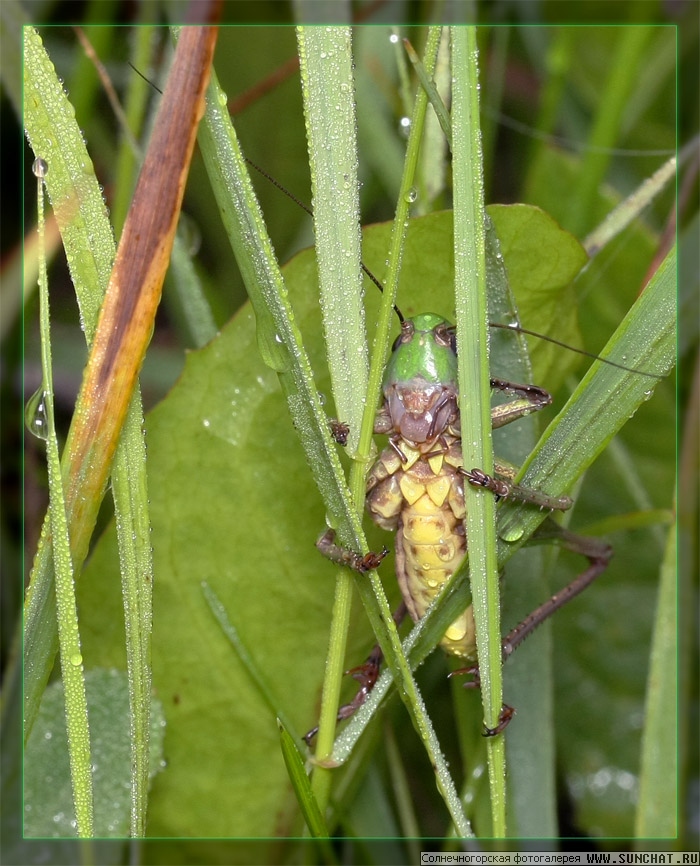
xmin=302 ymin=725 xmax=319 ymax=746
xmin=450 ymin=666 xmax=515 ymax=735
xmin=317 ymin=529 xmax=387 ymax=573
xmin=482 ymin=704 xmax=515 ymax=737
xmin=461 ymin=468 xmax=511 ymax=499
xmin=448 ymin=663 xmax=481 ymax=688
xmin=345 ymin=659 xmax=380 ymax=691
xmin=356 ymin=546 xmax=388 ymax=573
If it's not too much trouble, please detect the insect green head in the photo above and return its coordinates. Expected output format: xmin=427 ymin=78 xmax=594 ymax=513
xmin=381 ymin=313 xmax=460 ymax=446
xmin=384 ymin=313 xmax=458 ymax=389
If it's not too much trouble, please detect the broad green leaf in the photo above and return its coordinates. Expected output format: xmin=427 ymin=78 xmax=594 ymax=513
xmin=24 ymin=670 xmax=165 ymax=838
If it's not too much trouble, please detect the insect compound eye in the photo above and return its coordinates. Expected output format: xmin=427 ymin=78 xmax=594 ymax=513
xmin=434 ymin=323 xmax=457 ymax=355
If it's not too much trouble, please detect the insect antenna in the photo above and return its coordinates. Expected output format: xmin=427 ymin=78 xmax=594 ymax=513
xmin=127 ymin=59 xmax=406 ymax=327
xmin=488 ymin=322 xmax=664 ymax=380
xmin=129 ymin=61 xmax=658 ymax=380
xmin=244 ymin=157 xmax=404 ymax=324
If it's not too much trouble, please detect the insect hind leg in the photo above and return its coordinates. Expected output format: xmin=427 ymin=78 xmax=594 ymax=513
xmin=451 ymin=520 xmax=613 ymax=735
xmin=303 ymin=603 xmax=408 ymax=745
xmin=501 ymin=521 xmax=613 ymax=659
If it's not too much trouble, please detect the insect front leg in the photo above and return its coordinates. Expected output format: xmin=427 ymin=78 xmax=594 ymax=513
xmin=459 ymin=390 xmax=574 ymax=511
xmin=489 ymin=377 xmax=552 ymax=429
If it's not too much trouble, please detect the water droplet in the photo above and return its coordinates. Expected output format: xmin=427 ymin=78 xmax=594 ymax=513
xmin=389 ymin=33 xmax=399 ymax=44
xmin=404 ymin=187 xmax=418 ymax=204
xmin=32 ymin=157 xmax=48 ymax=178
xmin=25 ymin=387 xmax=49 ymax=440
xmin=70 ymin=653 xmax=83 ymax=666
xmin=217 ymin=90 xmax=228 ymax=107
xmin=500 ymin=524 xmax=524 ymax=542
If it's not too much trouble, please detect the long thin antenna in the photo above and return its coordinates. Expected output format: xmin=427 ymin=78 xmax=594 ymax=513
xmin=489 ymin=322 xmax=663 ymax=379
xmin=245 ymin=157 xmax=404 ymax=323
xmin=127 ymin=61 xmax=662 ymax=378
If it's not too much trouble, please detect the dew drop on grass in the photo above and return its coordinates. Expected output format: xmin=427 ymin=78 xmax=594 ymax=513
xmin=25 ymin=387 xmax=49 ymax=440
xmin=32 ymin=157 xmax=48 ymax=178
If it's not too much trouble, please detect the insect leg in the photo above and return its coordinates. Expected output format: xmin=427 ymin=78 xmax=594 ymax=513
xmin=303 ymin=602 xmax=408 ymax=745
xmin=452 ymin=519 xmax=613 ymax=735
xmin=500 ymin=520 xmax=613 ymax=660
xmin=489 ymin=378 xmax=552 ymax=429
xmin=316 ymin=528 xmax=388 ymax=573
xmin=460 ymin=467 xmax=573 ymax=511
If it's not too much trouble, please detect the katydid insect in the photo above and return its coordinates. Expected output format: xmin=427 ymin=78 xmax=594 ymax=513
xmin=242 ymin=160 xmax=664 ymax=746
xmin=309 ymin=311 xmax=615 ymax=742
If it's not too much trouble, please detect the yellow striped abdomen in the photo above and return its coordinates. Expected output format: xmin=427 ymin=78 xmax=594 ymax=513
xmin=366 ymin=438 xmax=476 ymax=659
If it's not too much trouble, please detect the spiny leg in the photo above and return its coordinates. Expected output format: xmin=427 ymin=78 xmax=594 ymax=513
xmin=452 ymin=519 xmax=613 ymax=735
xmin=461 ymin=467 xmax=573 ymax=512
xmin=500 ymin=522 xmax=612 ymax=660
xmin=489 ymin=377 xmax=552 ymax=429
xmin=447 ymin=661 xmax=516 ymax=737
xmin=316 ymin=528 xmax=388 ymax=573
xmin=303 ymin=602 xmax=408 ymax=745
xmin=458 ymin=377 xmax=572 ymax=510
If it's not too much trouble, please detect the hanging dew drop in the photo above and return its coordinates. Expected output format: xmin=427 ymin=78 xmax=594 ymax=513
xmin=500 ymin=524 xmax=525 ymax=543
xmin=404 ymin=187 xmax=418 ymax=204
xmin=32 ymin=157 xmax=48 ymax=178
xmin=25 ymin=387 xmax=49 ymax=440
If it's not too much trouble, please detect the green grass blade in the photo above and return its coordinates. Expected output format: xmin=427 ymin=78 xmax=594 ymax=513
xmin=296 ymin=25 xmax=367 ymax=452
xmin=295 ymin=26 xmax=367 ymax=801
xmin=278 ymin=721 xmax=331 ymax=841
xmin=33 ymin=164 xmax=94 ymax=837
xmin=584 ymin=154 xmax=677 ymax=257
xmin=452 ymin=24 xmax=506 ymax=837
xmin=634 ymin=517 xmax=677 ymax=838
